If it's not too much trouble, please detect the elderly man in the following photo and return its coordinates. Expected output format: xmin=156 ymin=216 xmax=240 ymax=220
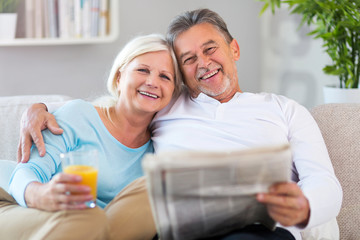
xmin=17 ymin=8 xmax=341 ymax=240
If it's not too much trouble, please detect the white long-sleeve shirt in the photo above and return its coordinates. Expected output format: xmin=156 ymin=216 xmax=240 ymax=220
xmin=150 ymin=90 xmax=342 ymax=240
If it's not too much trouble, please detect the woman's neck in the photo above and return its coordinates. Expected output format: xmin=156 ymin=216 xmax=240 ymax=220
xmin=96 ymin=105 xmax=153 ymax=148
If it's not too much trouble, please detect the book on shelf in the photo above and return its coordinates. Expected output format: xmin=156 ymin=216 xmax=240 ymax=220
xmin=21 ymin=0 xmax=110 ymax=40
xmin=25 ymin=0 xmax=35 ymax=38
xmin=99 ymin=0 xmax=109 ymax=36
xmin=142 ymin=144 xmax=292 ymax=240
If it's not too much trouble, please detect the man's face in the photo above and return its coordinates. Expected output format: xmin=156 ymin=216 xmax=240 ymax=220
xmin=174 ymin=23 xmax=241 ymax=103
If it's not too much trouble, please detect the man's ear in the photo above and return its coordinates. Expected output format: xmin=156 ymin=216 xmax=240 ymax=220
xmin=230 ymin=39 xmax=240 ymax=61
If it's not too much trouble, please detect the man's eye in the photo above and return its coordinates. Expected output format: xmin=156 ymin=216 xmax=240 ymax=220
xmin=206 ymin=47 xmax=216 ymax=54
xmin=183 ymin=56 xmax=196 ymax=65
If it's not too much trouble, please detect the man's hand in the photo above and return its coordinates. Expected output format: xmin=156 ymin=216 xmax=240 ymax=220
xmin=17 ymin=103 xmax=63 ymax=163
xmin=256 ymin=182 xmax=310 ymax=227
xmin=24 ymin=173 xmax=93 ymax=211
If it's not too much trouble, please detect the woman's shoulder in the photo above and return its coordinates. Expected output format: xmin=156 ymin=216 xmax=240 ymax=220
xmin=63 ymin=99 xmax=91 ymax=108
xmin=55 ymin=99 xmax=92 ymax=113
xmin=54 ymin=99 xmax=98 ymax=122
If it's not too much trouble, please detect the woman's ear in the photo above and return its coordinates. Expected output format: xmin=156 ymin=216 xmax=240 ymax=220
xmin=116 ymin=71 xmax=121 ymax=84
xmin=115 ymin=71 xmax=121 ymax=94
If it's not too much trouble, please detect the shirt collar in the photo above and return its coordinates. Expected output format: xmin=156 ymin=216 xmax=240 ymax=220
xmin=193 ymin=92 xmax=243 ymax=104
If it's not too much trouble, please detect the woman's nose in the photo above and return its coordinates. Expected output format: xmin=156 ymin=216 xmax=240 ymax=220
xmin=145 ymin=74 xmax=159 ymax=88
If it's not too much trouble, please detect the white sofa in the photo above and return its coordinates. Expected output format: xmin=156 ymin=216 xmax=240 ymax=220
xmin=0 ymin=95 xmax=358 ymax=239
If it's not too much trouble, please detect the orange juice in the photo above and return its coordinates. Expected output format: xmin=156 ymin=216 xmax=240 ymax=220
xmin=64 ymin=165 xmax=98 ymax=200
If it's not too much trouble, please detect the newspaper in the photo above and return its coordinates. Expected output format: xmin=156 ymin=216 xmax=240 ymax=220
xmin=142 ymin=144 xmax=292 ymax=240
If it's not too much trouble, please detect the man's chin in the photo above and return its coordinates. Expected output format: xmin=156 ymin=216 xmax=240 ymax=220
xmin=199 ymin=87 xmax=226 ymax=98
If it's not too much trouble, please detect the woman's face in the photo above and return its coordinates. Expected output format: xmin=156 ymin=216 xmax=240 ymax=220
xmin=117 ymin=50 xmax=175 ymax=115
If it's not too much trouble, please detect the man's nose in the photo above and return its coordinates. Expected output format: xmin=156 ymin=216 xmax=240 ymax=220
xmin=198 ymin=54 xmax=211 ymax=68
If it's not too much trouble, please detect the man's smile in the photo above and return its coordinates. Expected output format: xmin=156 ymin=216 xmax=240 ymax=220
xmin=198 ymin=69 xmax=221 ymax=81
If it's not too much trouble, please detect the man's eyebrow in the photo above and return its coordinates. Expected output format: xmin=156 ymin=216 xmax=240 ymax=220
xmin=179 ymin=40 xmax=217 ymax=61
xmin=179 ymin=51 xmax=192 ymax=62
xmin=201 ymin=40 xmax=217 ymax=47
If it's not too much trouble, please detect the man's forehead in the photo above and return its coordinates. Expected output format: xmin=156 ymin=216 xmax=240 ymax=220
xmin=174 ymin=23 xmax=224 ymax=55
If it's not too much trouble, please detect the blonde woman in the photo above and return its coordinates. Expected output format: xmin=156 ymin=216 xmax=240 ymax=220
xmin=0 ymin=34 xmax=182 ymax=240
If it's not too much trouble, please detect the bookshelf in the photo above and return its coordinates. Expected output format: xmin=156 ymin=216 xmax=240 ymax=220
xmin=0 ymin=0 xmax=119 ymax=46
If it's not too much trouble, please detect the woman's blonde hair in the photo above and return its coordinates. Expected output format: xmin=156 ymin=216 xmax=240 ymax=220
xmin=94 ymin=34 xmax=182 ymax=108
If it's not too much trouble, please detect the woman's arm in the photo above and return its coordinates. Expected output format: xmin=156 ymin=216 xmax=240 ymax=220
xmin=12 ymin=100 xmax=94 ymax=210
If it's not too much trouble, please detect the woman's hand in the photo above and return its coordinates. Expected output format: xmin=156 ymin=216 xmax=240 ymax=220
xmin=256 ymin=182 xmax=310 ymax=227
xmin=17 ymin=103 xmax=63 ymax=163
xmin=24 ymin=173 xmax=93 ymax=212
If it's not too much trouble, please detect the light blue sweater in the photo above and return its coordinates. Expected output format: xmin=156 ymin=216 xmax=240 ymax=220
xmin=9 ymin=99 xmax=153 ymax=208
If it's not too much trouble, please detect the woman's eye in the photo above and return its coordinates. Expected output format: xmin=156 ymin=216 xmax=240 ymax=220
xmin=160 ymin=74 xmax=171 ymax=81
xmin=137 ymin=68 xmax=149 ymax=73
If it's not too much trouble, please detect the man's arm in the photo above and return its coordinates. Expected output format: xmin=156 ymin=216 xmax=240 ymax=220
xmin=18 ymin=103 xmax=63 ymax=163
xmin=257 ymin=96 xmax=342 ymax=229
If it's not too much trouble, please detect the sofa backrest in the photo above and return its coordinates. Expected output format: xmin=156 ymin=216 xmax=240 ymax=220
xmin=0 ymin=95 xmax=73 ymax=162
xmin=310 ymin=103 xmax=360 ymax=240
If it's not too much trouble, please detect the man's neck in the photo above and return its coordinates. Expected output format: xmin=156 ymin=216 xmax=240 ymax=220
xmin=190 ymin=89 xmax=242 ymax=103
xmin=190 ymin=90 xmax=242 ymax=103
xmin=217 ymin=91 xmax=242 ymax=103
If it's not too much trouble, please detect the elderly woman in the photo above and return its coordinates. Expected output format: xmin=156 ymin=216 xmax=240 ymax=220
xmin=0 ymin=34 xmax=182 ymax=240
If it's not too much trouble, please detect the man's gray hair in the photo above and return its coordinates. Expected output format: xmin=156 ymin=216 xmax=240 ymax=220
xmin=166 ymin=8 xmax=234 ymax=48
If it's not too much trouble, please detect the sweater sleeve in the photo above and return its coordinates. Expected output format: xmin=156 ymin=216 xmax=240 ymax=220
xmin=8 ymin=101 xmax=80 ymax=207
xmin=9 ymin=139 xmax=69 ymax=207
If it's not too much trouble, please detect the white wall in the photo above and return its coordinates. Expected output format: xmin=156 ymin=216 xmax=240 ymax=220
xmin=259 ymin=7 xmax=336 ymax=108
xmin=0 ymin=0 xmax=263 ymax=101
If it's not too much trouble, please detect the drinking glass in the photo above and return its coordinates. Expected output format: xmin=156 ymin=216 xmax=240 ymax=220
xmin=60 ymin=149 xmax=98 ymax=208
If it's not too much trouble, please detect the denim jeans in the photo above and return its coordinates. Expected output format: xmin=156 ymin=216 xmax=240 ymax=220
xmin=201 ymin=224 xmax=295 ymax=240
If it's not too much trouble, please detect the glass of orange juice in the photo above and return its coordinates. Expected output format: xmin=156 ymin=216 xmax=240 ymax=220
xmin=60 ymin=149 xmax=98 ymax=208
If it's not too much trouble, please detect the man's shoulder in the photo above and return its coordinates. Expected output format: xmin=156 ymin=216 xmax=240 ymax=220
xmin=248 ymin=92 xmax=297 ymax=105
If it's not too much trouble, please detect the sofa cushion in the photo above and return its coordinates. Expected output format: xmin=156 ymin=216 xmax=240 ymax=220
xmin=311 ymin=103 xmax=360 ymax=239
xmin=0 ymin=95 xmax=72 ymax=162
